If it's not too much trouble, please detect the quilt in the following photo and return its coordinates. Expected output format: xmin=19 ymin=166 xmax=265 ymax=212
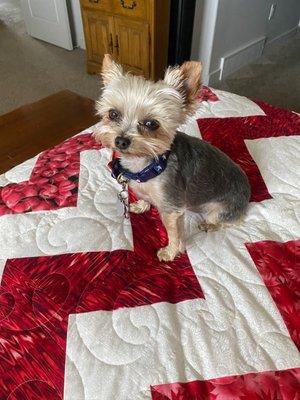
xmin=0 ymin=88 xmax=299 ymax=400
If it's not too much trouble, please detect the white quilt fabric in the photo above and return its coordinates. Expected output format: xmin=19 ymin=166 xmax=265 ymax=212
xmin=0 ymin=89 xmax=299 ymax=400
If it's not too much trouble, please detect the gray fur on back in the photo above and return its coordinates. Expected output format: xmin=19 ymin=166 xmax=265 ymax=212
xmin=163 ymin=131 xmax=251 ymax=222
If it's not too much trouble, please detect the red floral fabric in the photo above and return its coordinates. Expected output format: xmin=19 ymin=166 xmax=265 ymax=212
xmin=0 ymin=207 xmax=203 ymax=399
xmin=151 ymin=238 xmax=300 ymax=399
xmin=197 ymin=102 xmax=300 ymax=202
xmin=0 ymin=134 xmax=101 ymax=215
xmin=198 ymin=86 xmax=219 ymax=102
xmin=0 ymin=91 xmax=299 ymax=399
xmin=151 ymin=368 xmax=300 ymax=400
xmin=246 ymin=239 xmax=300 ymax=351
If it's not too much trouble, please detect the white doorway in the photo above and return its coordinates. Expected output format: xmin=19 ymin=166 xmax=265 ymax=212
xmin=20 ymin=0 xmax=73 ymax=50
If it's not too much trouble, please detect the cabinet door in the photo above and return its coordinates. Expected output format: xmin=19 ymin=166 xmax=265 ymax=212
xmin=82 ymin=10 xmax=114 ymax=67
xmin=113 ymin=16 xmax=150 ymax=77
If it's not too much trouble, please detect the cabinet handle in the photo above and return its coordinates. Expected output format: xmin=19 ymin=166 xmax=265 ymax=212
xmin=115 ymin=35 xmax=119 ymax=55
xmin=109 ymin=33 xmax=113 ymax=54
xmin=120 ymin=0 xmax=137 ymax=9
xmin=89 ymin=0 xmax=100 ymax=3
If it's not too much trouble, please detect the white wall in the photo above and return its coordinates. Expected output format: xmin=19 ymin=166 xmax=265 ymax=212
xmin=209 ymin=0 xmax=269 ymax=74
xmin=0 ymin=0 xmax=20 ymax=4
xmin=68 ymin=0 xmax=85 ymax=49
xmin=190 ymin=0 xmax=205 ymax=60
xmin=191 ymin=0 xmax=219 ymax=84
xmin=266 ymin=0 xmax=300 ymax=43
xmin=192 ymin=0 xmax=300 ymax=84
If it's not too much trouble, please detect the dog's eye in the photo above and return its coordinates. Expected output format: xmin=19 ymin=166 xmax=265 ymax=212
xmin=143 ymin=119 xmax=160 ymax=130
xmin=109 ymin=109 xmax=120 ymax=121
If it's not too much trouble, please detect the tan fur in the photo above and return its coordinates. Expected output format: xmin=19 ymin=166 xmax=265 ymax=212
xmin=157 ymin=212 xmax=185 ymax=261
xmin=197 ymin=202 xmax=228 ymax=232
xmin=129 ymin=179 xmax=185 ymax=261
xmin=129 ymin=178 xmax=167 ymax=210
xmin=130 ymin=199 xmax=151 ymax=214
xmin=95 ymin=55 xmax=202 ymax=160
xmin=198 ymin=202 xmax=244 ymax=232
xmin=101 ymin=54 xmax=123 ymax=87
xmin=163 ymin=61 xmax=202 ymax=115
xmin=201 ymin=201 xmax=226 ymax=223
xmin=198 ymin=222 xmax=222 ymax=232
xmin=93 ymin=115 xmax=118 ymax=148
xmin=94 ymin=55 xmax=203 ymax=261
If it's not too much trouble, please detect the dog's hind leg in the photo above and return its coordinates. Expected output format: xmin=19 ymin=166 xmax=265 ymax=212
xmin=198 ymin=202 xmax=226 ymax=232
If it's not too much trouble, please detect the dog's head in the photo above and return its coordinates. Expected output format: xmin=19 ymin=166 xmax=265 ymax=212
xmin=94 ymin=54 xmax=202 ymax=158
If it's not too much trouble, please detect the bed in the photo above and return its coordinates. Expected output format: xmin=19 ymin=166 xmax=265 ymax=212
xmin=0 ymin=88 xmax=299 ymax=399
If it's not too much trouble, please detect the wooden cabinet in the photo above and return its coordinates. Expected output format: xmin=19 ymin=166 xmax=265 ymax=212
xmin=114 ymin=17 xmax=150 ymax=76
xmin=80 ymin=0 xmax=170 ymax=80
xmin=82 ymin=11 xmax=112 ymax=65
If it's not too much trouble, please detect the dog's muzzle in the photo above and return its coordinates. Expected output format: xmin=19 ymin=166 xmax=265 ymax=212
xmin=115 ymin=136 xmax=131 ymax=150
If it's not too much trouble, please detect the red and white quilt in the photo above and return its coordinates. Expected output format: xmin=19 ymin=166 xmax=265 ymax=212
xmin=0 ymin=88 xmax=299 ymax=400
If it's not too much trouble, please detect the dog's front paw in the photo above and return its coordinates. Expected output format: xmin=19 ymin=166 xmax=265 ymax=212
xmin=198 ymin=222 xmax=221 ymax=232
xmin=157 ymin=245 xmax=180 ymax=262
xmin=130 ymin=200 xmax=151 ymax=214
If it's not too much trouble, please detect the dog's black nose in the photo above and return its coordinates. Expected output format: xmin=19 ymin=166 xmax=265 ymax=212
xmin=115 ymin=136 xmax=131 ymax=150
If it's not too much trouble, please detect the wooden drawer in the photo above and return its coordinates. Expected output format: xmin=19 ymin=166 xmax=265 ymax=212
xmin=80 ymin=0 xmax=112 ymax=13
xmin=112 ymin=0 xmax=148 ymax=20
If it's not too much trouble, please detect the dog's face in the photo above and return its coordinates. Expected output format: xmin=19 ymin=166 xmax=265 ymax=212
xmin=94 ymin=54 xmax=202 ymax=158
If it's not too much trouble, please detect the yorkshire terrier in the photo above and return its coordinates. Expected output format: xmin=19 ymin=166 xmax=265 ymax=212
xmin=94 ymin=54 xmax=250 ymax=262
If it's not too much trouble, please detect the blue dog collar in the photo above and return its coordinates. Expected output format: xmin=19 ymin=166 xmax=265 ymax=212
xmin=111 ymin=151 xmax=170 ymax=183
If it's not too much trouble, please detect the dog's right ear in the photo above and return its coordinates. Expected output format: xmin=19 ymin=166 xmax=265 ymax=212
xmin=164 ymin=61 xmax=202 ymax=114
xmin=101 ymin=54 xmax=123 ymax=86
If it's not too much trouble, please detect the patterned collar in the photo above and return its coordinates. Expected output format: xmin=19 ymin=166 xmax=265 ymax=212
xmin=111 ymin=151 xmax=171 ymax=183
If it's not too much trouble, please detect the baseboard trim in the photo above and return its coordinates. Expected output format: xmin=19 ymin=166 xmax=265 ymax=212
xmin=219 ymin=36 xmax=266 ymax=80
xmin=208 ymin=68 xmax=221 ymax=86
xmin=265 ymin=26 xmax=299 ymax=49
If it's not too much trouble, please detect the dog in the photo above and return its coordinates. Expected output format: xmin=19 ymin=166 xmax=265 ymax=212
xmin=94 ymin=54 xmax=250 ymax=262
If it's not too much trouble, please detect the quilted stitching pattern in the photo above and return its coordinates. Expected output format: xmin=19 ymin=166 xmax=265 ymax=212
xmin=0 ymin=89 xmax=299 ymax=399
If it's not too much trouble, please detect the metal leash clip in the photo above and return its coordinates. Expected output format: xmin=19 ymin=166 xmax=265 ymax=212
xmin=116 ymin=174 xmax=130 ymax=218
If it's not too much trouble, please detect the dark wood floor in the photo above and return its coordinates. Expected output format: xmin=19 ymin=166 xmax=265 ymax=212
xmin=0 ymin=90 xmax=99 ymax=174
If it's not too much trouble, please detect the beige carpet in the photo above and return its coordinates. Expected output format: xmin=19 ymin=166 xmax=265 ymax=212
xmin=215 ymin=31 xmax=300 ymax=113
xmin=0 ymin=1 xmax=99 ymax=116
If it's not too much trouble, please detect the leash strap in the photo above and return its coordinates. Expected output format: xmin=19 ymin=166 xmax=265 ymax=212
xmin=117 ymin=178 xmax=130 ymax=219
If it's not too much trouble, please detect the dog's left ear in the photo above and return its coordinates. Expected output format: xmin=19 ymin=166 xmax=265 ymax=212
xmin=164 ymin=61 xmax=202 ymax=113
xmin=101 ymin=54 xmax=123 ymax=86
